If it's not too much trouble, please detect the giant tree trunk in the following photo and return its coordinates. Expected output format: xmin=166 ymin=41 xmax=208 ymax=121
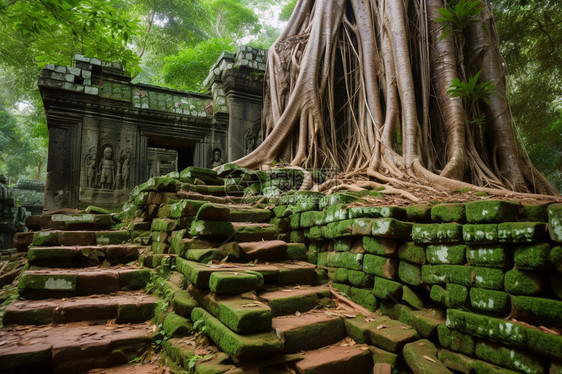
xmin=234 ymin=0 xmax=557 ymax=196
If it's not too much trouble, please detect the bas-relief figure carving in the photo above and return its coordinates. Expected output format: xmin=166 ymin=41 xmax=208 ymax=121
xmin=83 ymin=145 xmax=131 ymax=191
xmin=209 ymin=148 xmax=224 ymax=169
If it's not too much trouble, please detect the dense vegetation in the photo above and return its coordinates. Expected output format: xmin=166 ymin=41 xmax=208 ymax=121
xmin=0 ymin=0 xmax=559 ymax=192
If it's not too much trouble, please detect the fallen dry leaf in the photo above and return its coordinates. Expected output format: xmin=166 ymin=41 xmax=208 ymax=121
xmin=423 ymin=355 xmax=436 ymax=363
xmin=376 ymin=324 xmax=386 ymax=330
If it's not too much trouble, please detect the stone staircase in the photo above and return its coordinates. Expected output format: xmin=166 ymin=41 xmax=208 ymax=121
xmin=0 ymin=212 xmax=159 ymax=373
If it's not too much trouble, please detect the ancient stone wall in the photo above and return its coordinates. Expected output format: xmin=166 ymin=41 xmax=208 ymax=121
xmin=0 ymin=176 xmax=27 ymax=249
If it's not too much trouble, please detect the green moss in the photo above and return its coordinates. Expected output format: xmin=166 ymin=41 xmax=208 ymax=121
xmin=369 ymin=346 xmax=399 ymax=369
xmin=370 ymin=218 xmax=412 ymax=239
xmin=169 ymin=200 xmax=206 ymax=218
xmin=185 ymin=248 xmax=222 ymax=263
xmin=348 ymin=270 xmax=370 ymax=287
xmin=208 ymin=271 xmax=263 ymax=295
xmin=513 ymin=243 xmax=551 ymax=270
xmin=332 ymin=282 xmax=352 ymax=296
xmin=273 ymin=205 xmax=288 ymax=218
xmin=323 ymin=204 xmax=349 ymax=223
xmin=511 ymin=295 xmax=562 ymax=328
xmin=422 ymin=265 xmax=504 ymax=290
xmin=431 ymin=203 xmax=466 ymax=223
xmin=438 ymin=349 xmax=475 ymax=373
xmin=475 ymin=340 xmax=546 ymax=374
xmin=363 ymin=254 xmax=397 ymax=279
xmin=117 ymin=302 xmax=156 ymax=324
xmin=190 ymin=308 xmax=283 ymax=361
xmin=267 ymin=292 xmax=321 ymax=317
xmin=318 ymin=193 xmax=359 ymax=210
xmin=548 ymin=203 xmax=562 ymax=243
xmin=350 ymin=287 xmax=379 ymax=311
xmin=399 ymin=307 xmax=445 ymax=339
xmin=426 ymin=245 xmax=466 ymax=265
xmin=446 ymin=309 xmax=527 ymax=346
xmin=526 ymin=326 xmax=562 ymax=360
xmin=406 ymin=204 xmax=433 ymax=222
xmin=498 ymin=222 xmax=548 ymax=244
xmin=463 ymin=224 xmax=499 ymax=244
xmin=465 ymin=200 xmax=520 ymax=223
xmin=412 ymin=223 xmax=463 ymax=244
xmin=286 ymin=243 xmax=307 ymax=261
xmin=469 ymin=288 xmax=510 ymax=315
xmin=189 ymin=220 xmax=234 ymax=239
xmin=504 ymin=269 xmax=548 ymax=296
xmin=195 ymin=203 xmax=230 ymax=221
xmin=348 ymin=206 xmax=406 ymax=220
xmin=402 ymin=285 xmax=426 ymax=310
xmin=120 ymin=269 xmax=151 ymax=289
xmin=373 ymin=276 xmax=402 ymax=300
xmin=362 ymin=237 xmax=399 ymax=256
xmin=397 ymin=242 xmax=427 ymax=264
xmin=550 ymin=246 xmax=562 ymax=272
xmin=172 ymin=289 xmax=198 ymax=318
xmin=151 ymin=218 xmax=178 ymax=232
xmin=344 ymin=314 xmax=418 ymax=353
xmin=18 ymin=273 xmax=77 ymax=297
xmin=333 ymin=238 xmax=353 ymax=252
xmin=323 ymin=251 xmax=364 ymax=271
xmin=398 ymin=261 xmax=422 ymax=286
xmin=403 ymin=339 xmax=452 ymax=374
xmin=299 ymin=210 xmax=324 ymax=228
xmin=466 ymin=246 xmax=510 ymax=268
xmin=438 ymin=325 xmax=475 ymax=356
xmin=213 ymin=297 xmax=272 ymax=334
xmin=523 ymin=203 xmax=550 ymax=222
xmin=326 ymin=267 xmax=349 ymax=283
xmin=32 ymin=231 xmax=59 ymax=246
xmin=304 ymin=226 xmax=325 ymax=241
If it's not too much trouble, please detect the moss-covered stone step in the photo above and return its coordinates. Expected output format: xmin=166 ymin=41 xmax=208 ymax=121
xmin=0 ymin=321 xmax=154 ymax=373
xmin=191 ymin=307 xmax=283 ymax=361
xmin=190 ymin=288 xmax=272 ymax=334
xmin=347 ymin=206 xmax=407 ymax=220
xmin=228 ymin=208 xmax=272 ymax=222
xmin=209 ymin=271 xmax=264 ymax=295
xmin=344 ymin=314 xmax=418 ymax=353
xmin=403 ymin=339 xmax=453 ymax=374
xmin=176 ymin=259 xmax=317 ymax=289
xmin=271 ymin=311 xmax=346 ymax=353
xmin=438 ymin=349 xmax=520 ymax=374
xmin=238 ymin=240 xmax=288 ymax=262
xmin=431 ymin=203 xmax=466 ymax=223
xmin=379 ymin=301 xmax=445 ymax=339
xmin=233 ymin=222 xmax=279 ymax=242
xmin=258 ymin=286 xmax=331 ymax=317
xmin=176 ymin=190 xmax=247 ymax=205
xmin=497 ymin=222 xmax=548 ymax=243
xmin=39 ymin=213 xmax=114 ymax=231
xmin=446 ymin=309 xmax=562 ymax=360
xmin=31 ymin=230 xmax=130 ymax=247
xmin=3 ymin=291 xmax=158 ymax=325
xmin=189 ymin=220 xmax=234 ymax=240
xmin=17 ymin=267 xmax=151 ymax=299
xmin=27 ymin=244 xmax=141 ymax=267
xmin=292 ymin=343 xmax=373 ymax=374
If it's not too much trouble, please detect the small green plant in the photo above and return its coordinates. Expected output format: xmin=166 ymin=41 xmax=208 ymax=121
xmin=435 ymin=0 xmax=484 ymax=38
xmin=448 ymin=71 xmax=495 ymax=106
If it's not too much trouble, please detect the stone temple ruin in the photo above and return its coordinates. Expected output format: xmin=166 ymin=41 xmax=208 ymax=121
xmin=0 ymin=47 xmax=561 ymax=374
xmin=38 ymin=47 xmax=266 ymax=211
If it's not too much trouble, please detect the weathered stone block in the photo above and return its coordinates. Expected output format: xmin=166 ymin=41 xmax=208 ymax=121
xmin=196 ymin=203 xmax=230 ymax=221
xmin=426 ymin=244 xmax=466 ymax=265
xmin=422 ymin=265 xmax=504 ymax=290
xmin=373 ymin=276 xmax=402 ymax=300
xmin=463 ymin=224 xmax=499 ymax=244
xmin=208 ymin=271 xmax=264 ymax=295
xmin=412 ymin=223 xmax=463 ymax=244
xmin=431 ymin=203 xmax=466 ymax=223
xmin=548 ymin=203 xmax=562 ymax=243
xmin=497 ymin=222 xmax=547 ymax=243
xmin=403 ymin=339 xmax=453 ymax=374
xmin=397 ymin=242 xmax=427 ymax=264
xmin=362 ymin=237 xmax=399 ymax=256
xmin=513 ymin=243 xmax=551 ymax=270
xmin=504 ymin=269 xmax=548 ymax=296
xmin=438 ymin=325 xmax=475 ymax=356
xmin=469 ymin=288 xmax=510 ymax=315
xmin=465 ymin=200 xmax=519 ymax=223
xmin=511 ymin=295 xmax=562 ymax=328
xmin=466 ymin=246 xmax=510 ymax=268
xmin=398 ymin=261 xmax=422 ymax=286
xmin=371 ymin=218 xmax=412 ymax=239
xmin=348 ymin=206 xmax=406 ymax=220
xmin=363 ymin=254 xmax=397 ymax=279
xmin=189 ymin=220 xmax=234 ymax=240
xmin=406 ymin=203 xmax=433 ymax=222
xmin=350 ymin=287 xmax=378 ymax=311
xmin=474 ymin=341 xmax=546 ymax=374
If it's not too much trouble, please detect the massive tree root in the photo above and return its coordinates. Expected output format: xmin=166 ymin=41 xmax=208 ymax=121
xmin=234 ymin=0 xmax=559 ymax=198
